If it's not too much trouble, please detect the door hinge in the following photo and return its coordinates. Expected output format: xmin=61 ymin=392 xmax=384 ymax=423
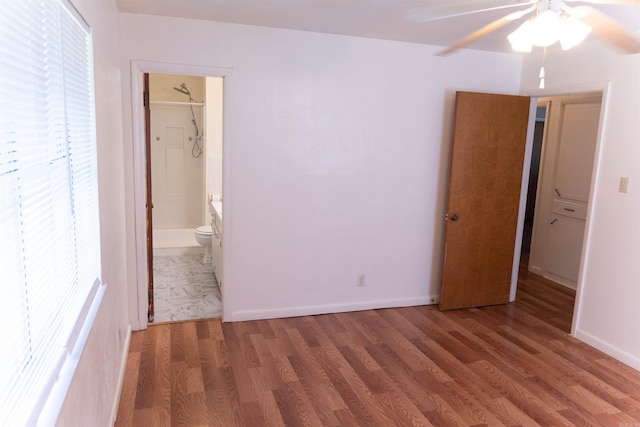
xmin=143 ymin=90 xmax=149 ymax=107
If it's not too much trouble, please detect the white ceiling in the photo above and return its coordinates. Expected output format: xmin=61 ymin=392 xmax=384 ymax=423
xmin=116 ymin=0 xmax=640 ymax=54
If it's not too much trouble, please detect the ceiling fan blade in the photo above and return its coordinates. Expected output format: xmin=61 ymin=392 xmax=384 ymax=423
xmin=566 ymin=0 xmax=640 ymax=4
xmin=571 ymin=5 xmax=640 ymax=53
xmin=438 ymin=5 xmax=536 ymax=56
xmin=409 ymin=0 xmax=533 ymax=23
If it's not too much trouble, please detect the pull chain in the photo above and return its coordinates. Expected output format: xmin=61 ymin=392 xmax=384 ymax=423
xmin=539 ymin=46 xmax=547 ymax=89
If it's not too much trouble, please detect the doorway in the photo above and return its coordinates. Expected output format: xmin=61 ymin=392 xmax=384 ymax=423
xmin=145 ymin=72 xmax=224 ymax=323
xmin=518 ymin=91 xmax=604 ymax=331
xmin=438 ymin=89 xmax=605 ymax=334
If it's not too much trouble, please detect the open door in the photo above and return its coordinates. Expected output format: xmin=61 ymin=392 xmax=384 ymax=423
xmin=144 ymin=73 xmax=154 ymax=322
xmin=439 ymin=91 xmax=530 ymax=311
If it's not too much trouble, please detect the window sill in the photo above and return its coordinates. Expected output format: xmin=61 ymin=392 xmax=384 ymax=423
xmin=36 ymin=282 xmax=107 ymax=426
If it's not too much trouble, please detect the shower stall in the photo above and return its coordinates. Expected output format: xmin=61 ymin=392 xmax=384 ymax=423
xmin=149 ymin=74 xmax=206 ymax=249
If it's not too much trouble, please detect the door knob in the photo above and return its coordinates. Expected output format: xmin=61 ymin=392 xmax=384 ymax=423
xmin=446 ymin=213 xmax=460 ymax=221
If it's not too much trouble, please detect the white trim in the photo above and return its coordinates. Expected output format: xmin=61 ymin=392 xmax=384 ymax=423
xmin=573 ymin=328 xmax=640 ymax=371
xmin=572 ymin=82 xmax=611 ymax=338
xmin=229 ymin=296 xmax=438 ymax=322
xmin=542 ymin=271 xmax=577 ymax=290
xmin=130 ymin=61 xmax=234 ymax=329
xmin=509 ymin=97 xmax=538 ymax=302
xmin=528 ymin=264 xmax=543 ymax=276
xmin=37 ymin=283 xmax=106 ymax=427
xmin=522 ymin=81 xmax=612 ymax=98
xmin=130 ymin=62 xmax=148 ymax=331
xmin=526 ymin=97 xmax=552 ymax=278
xmin=109 ymin=324 xmax=132 ymax=426
xmin=60 ymin=0 xmax=90 ymax=31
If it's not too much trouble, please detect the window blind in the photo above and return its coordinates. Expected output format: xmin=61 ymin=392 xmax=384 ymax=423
xmin=0 ymin=0 xmax=101 ymax=424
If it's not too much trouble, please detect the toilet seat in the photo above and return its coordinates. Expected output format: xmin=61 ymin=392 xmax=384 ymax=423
xmin=196 ymin=225 xmax=212 ymax=235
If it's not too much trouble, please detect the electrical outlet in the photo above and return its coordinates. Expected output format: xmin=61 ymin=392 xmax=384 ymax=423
xmin=619 ymin=177 xmax=629 ymax=193
xmin=357 ymin=274 xmax=366 ymax=287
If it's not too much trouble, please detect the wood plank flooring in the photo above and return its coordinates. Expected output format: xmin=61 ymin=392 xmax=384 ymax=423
xmin=115 ymin=271 xmax=640 ymax=426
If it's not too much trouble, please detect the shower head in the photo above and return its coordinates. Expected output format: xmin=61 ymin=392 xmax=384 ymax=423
xmin=173 ymin=83 xmax=191 ymax=96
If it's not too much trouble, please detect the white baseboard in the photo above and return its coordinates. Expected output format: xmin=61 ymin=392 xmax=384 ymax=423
xmin=528 ymin=265 xmax=543 ymax=276
xmin=529 ymin=265 xmax=577 ymax=290
xmin=573 ymin=328 xmax=640 ymax=371
xmin=543 ymin=272 xmax=577 ymax=290
xmin=109 ymin=324 xmax=132 ymax=426
xmin=229 ymin=296 xmax=438 ymax=322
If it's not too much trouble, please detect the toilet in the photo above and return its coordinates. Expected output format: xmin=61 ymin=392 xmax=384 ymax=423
xmin=194 ymin=225 xmax=212 ymax=263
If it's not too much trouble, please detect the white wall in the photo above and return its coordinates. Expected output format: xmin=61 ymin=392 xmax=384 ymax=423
xmin=55 ymin=0 xmax=130 ymax=425
xmin=120 ymin=13 xmax=523 ymax=325
xmin=521 ymin=39 xmax=640 ymax=369
xmin=205 ymin=77 xmax=224 ymax=203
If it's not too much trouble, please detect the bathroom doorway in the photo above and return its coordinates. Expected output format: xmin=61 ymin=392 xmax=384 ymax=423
xmin=145 ymin=72 xmax=224 ymax=323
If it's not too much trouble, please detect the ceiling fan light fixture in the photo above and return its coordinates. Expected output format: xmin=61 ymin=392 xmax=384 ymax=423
xmin=558 ymin=15 xmax=592 ymax=50
xmin=508 ymin=13 xmax=560 ymax=52
xmin=508 ymin=19 xmax=534 ymax=52
xmin=508 ymin=7 xmax=593 ymax=53
xmin=530 ymin=10 xmax=561 ymax=47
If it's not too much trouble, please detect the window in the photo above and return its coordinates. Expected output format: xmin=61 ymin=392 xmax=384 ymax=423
xmin=0 ymin=0 xmax=102 ymax=424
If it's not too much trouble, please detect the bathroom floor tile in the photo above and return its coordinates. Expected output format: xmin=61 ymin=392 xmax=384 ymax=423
xmin=152 ymin=253 xmax=221 ymax=323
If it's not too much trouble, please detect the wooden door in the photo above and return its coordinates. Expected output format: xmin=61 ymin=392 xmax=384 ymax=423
xmin=439 ymin=91 xmax=530 ymax=311
xmin=144 ymin=73 xmax=154 ymax=322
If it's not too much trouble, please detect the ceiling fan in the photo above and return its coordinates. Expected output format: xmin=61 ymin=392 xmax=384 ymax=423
xmin=417 ymin=0 xmax=640 ymax=55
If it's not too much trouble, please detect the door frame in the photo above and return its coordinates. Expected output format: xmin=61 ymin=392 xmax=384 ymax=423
xmin=144 ymin=73 xmax=154 ymax=322
xmin=508 ymin=96 xmax=538 ymax=302
xmin=521 ymin=81 xmax=611 ymax=337
xmin=130 ymin=61 xmax=233 ymax=329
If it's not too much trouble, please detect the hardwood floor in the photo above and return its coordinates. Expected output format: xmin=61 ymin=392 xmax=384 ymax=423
xmin=115 ymin=271 xmax=640 ymax=426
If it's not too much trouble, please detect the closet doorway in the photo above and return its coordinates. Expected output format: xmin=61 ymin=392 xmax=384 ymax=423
xmin=520 ymin=92 xmax=603 ymax=331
